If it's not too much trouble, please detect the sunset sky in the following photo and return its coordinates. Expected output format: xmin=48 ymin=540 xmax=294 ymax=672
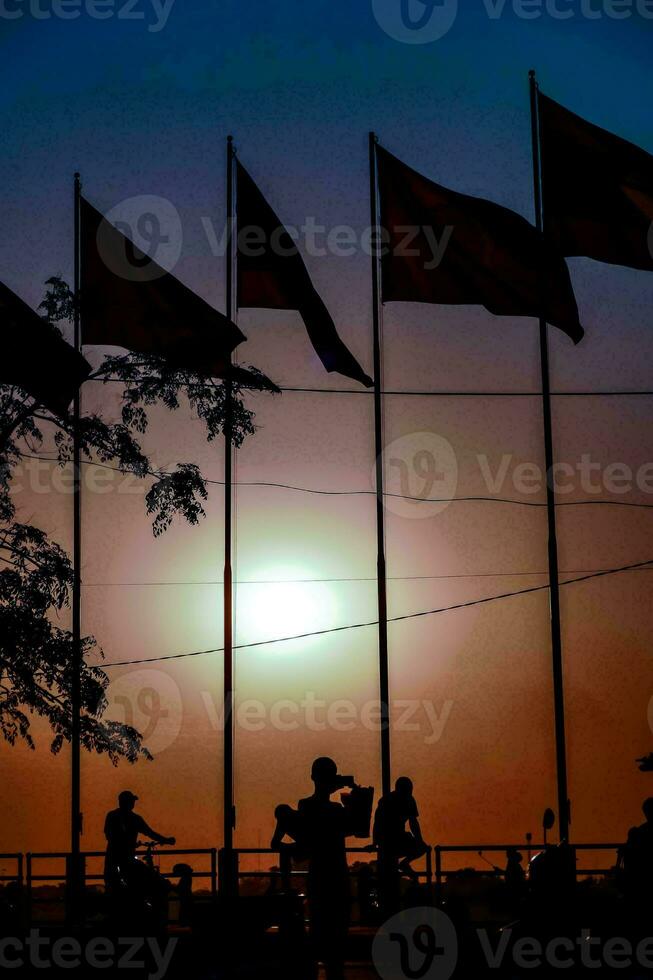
xmin=2 ymin=1 xmax=653 ymax=870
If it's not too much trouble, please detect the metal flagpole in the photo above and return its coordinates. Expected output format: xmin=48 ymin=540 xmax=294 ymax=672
xmin=369 ymin=132 xmax=392 ymax=799
xmin=222 ymin=136 xmax=236 ymax=892
xmin=70 ymin=172 xmax=83 ymax=912
xmin=529 ymin=71 xmax=570 ymax=841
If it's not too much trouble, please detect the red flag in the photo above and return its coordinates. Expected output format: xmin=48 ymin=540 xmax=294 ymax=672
xmin=0 ymin=280 xmax=90 ymax=417
xmin=377 ymin=145 xmax=584 ymax=343
xmin=540 ymin=93 xmax=653 ymax=271
xmin=81 ymin=198 xmax=245 ymax=377
xmin=236 ymin=162 xmax=373 ymax=388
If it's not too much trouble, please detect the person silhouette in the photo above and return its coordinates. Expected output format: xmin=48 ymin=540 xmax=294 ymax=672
xmin=171 ymin=862 xmax=194 ymax=926
xmin=271 ymin=804 xmax=303 ymax=851
xmin=622 ymin=797 xmax=653 ymax=912
xmin=297 ymin=758 xmax=358 ymax=980
xmin=372 ymin=776 xmax=428 ymax=880
xmin=504 ymin=847 xmax=526 ymax=906
xmin=271 ymin=803 xmax=305 ymax=893
xmin=103 ymin=790 xmax=175 ymax=890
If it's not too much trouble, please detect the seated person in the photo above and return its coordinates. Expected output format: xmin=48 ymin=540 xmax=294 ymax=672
xmin=372 ymin=777 xmax=429 ymax=879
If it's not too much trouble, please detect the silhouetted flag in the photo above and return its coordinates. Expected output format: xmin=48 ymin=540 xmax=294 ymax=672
xmin=80 ymin=198 xmax=245 ymax=376
xmin=236 ymin=162 xmax=373 ymax=387
xmin=377 ymin=146 xmax=584 ymax=343
xmin=539 ymin=94 xmax=653 ymax=271
xmin=0 ymin=280 xmax=90 ymax=416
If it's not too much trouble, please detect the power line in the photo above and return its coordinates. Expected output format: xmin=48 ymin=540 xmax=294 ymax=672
xmin=17 ymin=453 xmax=653 ymax=510
xmin=80 ymin=567 xmax=653 ymax=587
xmin=279 ymin=387 xmax=653 ymax=398
xmin=99 ymin=557 xmax=653 ymax=668
xmin=83 ymin=377 xmax=653 ymax=397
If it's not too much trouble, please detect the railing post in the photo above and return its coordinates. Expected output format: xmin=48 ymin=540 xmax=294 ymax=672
xmin=218 ymin=847 xmax=239 ymax=899
xmin=425 ymin=845 xmax=433 ymax=902
xmin=17 ymin=853 xmax=24 ymax=886
xmin=26 ymin=853 xmax=32 ymax=924
xmin=434 ymin=846 xmax=442 ymax=906
xmin=210 ymin=848 xmax=218 ymax=899
xmin=65 ymin=852 xmax=86 ymax=925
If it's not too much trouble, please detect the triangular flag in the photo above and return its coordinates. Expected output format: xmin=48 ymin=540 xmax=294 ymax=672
xmin=236 ymin=162 xmax=373 ymax=387
xmin=81 ymin=198 xmax=245 ymax=377
xmin=0 ymin=279 xmax=90 ymax=417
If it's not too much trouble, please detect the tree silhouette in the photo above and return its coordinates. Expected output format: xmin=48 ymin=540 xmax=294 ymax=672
xmin=0 ymin=276 xmax=278 ymax=759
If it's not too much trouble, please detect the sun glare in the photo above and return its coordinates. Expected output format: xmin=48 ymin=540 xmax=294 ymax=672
xmin=236 ymin=567 xmax=337 ymax=650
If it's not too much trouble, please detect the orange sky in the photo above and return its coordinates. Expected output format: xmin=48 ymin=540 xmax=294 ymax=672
xmin=4 ymin=281 xmax=653 ymax=867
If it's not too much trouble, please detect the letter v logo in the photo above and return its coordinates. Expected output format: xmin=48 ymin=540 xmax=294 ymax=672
xmin=372 ymin=0 xmax=459 ymax=43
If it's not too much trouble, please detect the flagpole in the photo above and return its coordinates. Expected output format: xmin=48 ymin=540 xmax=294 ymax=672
xmin=222 ymin=135 xmax=236 ymax=892
xmin=529 ymin=71 xmax=570 ymax=841
xmin=369 ymin=132 xmax=391 ymax=799
xmin=71 ymin=171 xmax=83 ymax=911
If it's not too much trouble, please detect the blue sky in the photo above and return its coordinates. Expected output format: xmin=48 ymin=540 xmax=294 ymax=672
xmin=1 ymin=0 xmax=652 ymax=306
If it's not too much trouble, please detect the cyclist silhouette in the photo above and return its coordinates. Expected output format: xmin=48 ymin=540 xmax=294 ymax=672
xmin=103 ymin=790 xmax=175 ymax=889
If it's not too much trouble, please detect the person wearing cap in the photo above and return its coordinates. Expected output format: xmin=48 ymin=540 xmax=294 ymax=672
xmin=103 ymin=790 xmax=175 ymax=890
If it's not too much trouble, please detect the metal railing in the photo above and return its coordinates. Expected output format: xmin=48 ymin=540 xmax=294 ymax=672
xmin=25 ymin=848 xmax=218 ymax=921
xmin=433 ymin=842 xmax=622 ymax=902
xmin=233 ymin=845 xmax=433 ymax=885
xmin=14 ymin=842 xmax=623 ymax=908
xmin=0 ymin=853 xmax=23 ymax=886
xmin=26 ymin=848 xmax=217 ymax=891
